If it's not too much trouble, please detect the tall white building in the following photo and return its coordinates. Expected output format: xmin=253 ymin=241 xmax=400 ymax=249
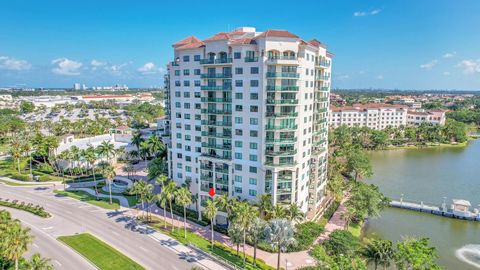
xmin=165 ymin=27 xmax=332 ymax=223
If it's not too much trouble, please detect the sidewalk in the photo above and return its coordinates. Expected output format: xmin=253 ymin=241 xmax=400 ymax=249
xmin=316 ymin=196 xmax=349 ymax=243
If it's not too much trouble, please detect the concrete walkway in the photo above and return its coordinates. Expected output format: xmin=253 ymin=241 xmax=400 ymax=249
xmin=67 ymin=187 xmax=131 ymax=208
xmin=316 ymin=197 xmax=349 ymax=243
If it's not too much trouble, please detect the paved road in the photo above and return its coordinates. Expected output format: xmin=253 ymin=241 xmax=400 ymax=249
xmin=0 ymin=184 xmax=223 ymax=270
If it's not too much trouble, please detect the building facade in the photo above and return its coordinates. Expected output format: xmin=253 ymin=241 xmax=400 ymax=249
xmin=165 ymin=27 xmax=332 ymax=223
xmin=406 ymin=110 xmax=446 ymax=126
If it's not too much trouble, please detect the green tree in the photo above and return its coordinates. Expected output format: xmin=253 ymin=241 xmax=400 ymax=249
xmin=175 ymin=187 xmax=192 ymax=239
xmin=395 ymin=238 xmax=440 ymax=270
xmin=26 ymin=253 xmax=53 ymax=270
xmin=286 ymin=203 xmax=305 ymax=223
xmin=102 ymin=166 xmax=116 ymax=204
xmin=248 ymin=217 xmax=267 ymax=266
xmin=265 ymin=218 xmax=296 ymax=270
xmin=228 ymin=223 xmax=243 ymax=256
xmin=346 ymin=147 xmax=373 ymax=181
xmin=257 ymin=194 xmax=273 ymax=220
xmin=163 ymin=181 xmax=177 ymax=231
xmin=84 ymin=145 xmax=100 ymax=199
xmin=203 ymin=200 xmax=218 ymax=249
xmin=361 ymin=239 xmax=395 ymax=270
xmin=2 ymin=221 xmax=33 ymax=270
xmin=323 ymin=230 xmax=359 ymax=257
xmin=234 ymin=202 xmax=256 ymax=267
xmin=20 ymin=101 xmax=35 ymax=114
xmin=346 ymin=182 xmax=390 ymax=221
xmin=97 ymin=141 xmax=115 ymax=165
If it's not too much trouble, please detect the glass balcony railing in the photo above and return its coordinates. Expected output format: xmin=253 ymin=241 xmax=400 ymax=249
xmin=200 ymin=58 xmax=233 ymax=64
xmin=200 ymin=85 xmax=232 ymax=91
xmin=266 ymin=99 xmax=298 ymax=105
xmin=244 ymin=57 xmax=259 ymax=62
xmin=319 ymin=108 xmax=328 ymax=113
xmin=201 ymin=120 xmax=232 ymax=126
xmin=170 ymin=61 xmax=179 ymax=66
xmin=200 ymin=73 xmax=232 ymax=79
xmin=268 ymin=55 xmax=297 ymax=60
xmin=201 ymin=142 xmax=232 ymax=150
xmin=316 ymin=97 xmax=328 ymax=102
xmin=265 ymin=112 xmax=298 ymax=118
xmin=201 ymin=97 xmax=232 ymax=103
xmin=265 ymin=149 xmax=297 ymax=156
xmin=266 ymin=72 xmax=300 ymax=78
xmin=266 ymin=86 xmax=299 ymax=91
xmin=266 ymin=137 xmax=297 ymax=143
xmin=316 ymin=86 xmax=329 ymax=92
xmin=265 ymin=161 xmax=297 ymax=167
xmin=315 ymin=61 xmax=331 ymax=68
xmin=201 ymin=109 xmax=232 ymax=115
xmin=265 ymin=125 xmax=298 ymax=130
xmin=201 ymin=153 xmax=232 ymax=160
xmin=315 ymin=75 xmax=330 ymax=81
xmin=201 ymin=131 xmax=232 ymax=138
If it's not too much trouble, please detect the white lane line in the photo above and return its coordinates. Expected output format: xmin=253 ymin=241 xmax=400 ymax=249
xmin=42 ymin=226 xmax=53 ymax=230
xmin=138 ymin=246 xmax=148 ymax=252
xmin=54 ymin=260 xmax=62 ymax=267
xmin=32 ymin=243 xmax=39 ymax=248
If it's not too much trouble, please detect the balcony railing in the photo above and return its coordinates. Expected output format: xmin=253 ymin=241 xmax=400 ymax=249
xmin=200 ymin=58 xmax=233 ymax=65
xmin=265 ymin=112 xmax=298 ymax=118
xmin=201 ymin=131 xmax=232 ymax=138
xmin=319 ymin=108 xmax=328 ymax=113
xmin=202 ymin=142 xmax=232 ymax=150
xmin=244 ymin=57 xmax=259 ymax=62
xmin=201 ymin=120 xmax=232 ymax=126
xmin=268 ymin=55 xmax=297 ymax=60
xmin=201 ymin=153 xmax=232 ymax=160
xmin=201 ymin=109 xmax=232 ymax=115
xmin=266 ymin=72 xmax=300 ymax=78
xmin=200 ymin=73 xmax=232 ymax=79
xmin=266 ymin=99 xmax=298 ymax=105
xmin=265 ymin=125 xmax=298 ymax=130
xmin=201 ymin=97 xmax=232 ymax=103
xmin=265 ymin=161 xmax=297 ymax=167
xmin=316 ymin=97 xmax=328 ymax=102
xmin=266 ymin=137 xmax=297 ymax=143
xmin=170 ymin=61 xmax=179 ymax=66
xmin=315 ymin=75 xmax=330 ymax=81
xmin=200 ymin=85 xmax=232 ymax=91
xmin=315 ymin=61 xmax=331 ymax=68
xmin=266 ymin=86 xmax=299 ymax=92
xmin=265 ymin=150 xmax=297 ymax=156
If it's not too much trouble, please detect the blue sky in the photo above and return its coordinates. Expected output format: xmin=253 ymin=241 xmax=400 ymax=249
xmin=0 ymin=0 xmax=479 ymax=90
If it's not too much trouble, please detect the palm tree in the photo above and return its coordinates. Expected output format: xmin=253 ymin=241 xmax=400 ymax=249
xmin=163 ymin=181 xmax=177 ymax=231
xmin=203 ymin=199 xmax=218 ymax=249
xmin=214 ymin=194 xmax=238 ymax=222
xmin=248 ymin=217 xmax=267 ymax=266
xmin=3 ymin=222 xmax=33 ymax=270
xmin=272 ymin=204 xmax=286 ymax=219
xmin=146 ymin=135 xmax=164 ymax=157
xmin=69 ymin=146 xmax=81 ymax=174
xmin=157 ymin=192 xmax=169 ymax=229
xmin=265 ymin=218 xmax=297 ymax=270
xmin=145 ymin=192 xmax=156 ymax=222
xmin=361 ymin=239 xmax=395 ymax=270
xmin=97 ymin=141 xmax=115 ymax=165
xmin=131 ymin=132 xmax=143 ymax=150
xmin=155 ymin=175 xmax=169 ymax=191
xmin=132 ymin=181 xmax=153 ymax=218
xmin=235 ymin=201 xmax=256 ymax=266
xmin=257 ymin=194 xmax=273 ymax=220
xmin=27 ymin=253 xmax=53 ymax=270
xmin=139 ymin=140 xmax=151 ymax=164
xmin=228 ymin=223 xmax=243 ymax=256
xmin=175 ymin=187 xmax=192 ymax=239
xmin=286 ymin=203 xmax=305 ymax=223
xmin=84 ymin=146 xmax=99 ymax=199
xmin=102 ymin=166 xmax=116 ymax=204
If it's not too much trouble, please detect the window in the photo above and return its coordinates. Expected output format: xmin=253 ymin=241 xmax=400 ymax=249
xmin=250 ymin=67 xmax=259 ymax=74
xmin=235 ymin=164 xmax=242 ymax=171
xmin=249 ymin=189 xmax=257 ymax=196
xmin=186 ymin=166 xmax=192 ymax=172
xmin=235 ymin=105 xmax=243 ymax=112
xmin=250 ymin=80 xmax=259 ymax=87
xmin=175 ymin=102 xmax=181 ymax=108
xmin=183 ymin=80 xmax=190 ymax=86
xmin=177 ymin=163 xmax=183 ymax=169
xmin=235 ymin=117 xmax=243 ymax=124
xmin=235 ymin=92 xmax=243 ymax=99
xmin=194 ymin=55 xmax=201 ymax=61
xmin=184 ymin=103 xmax=190 ymax=109
xmin=235 ymin=152 xmax=242 ymax=159
xmin=234 ymin=52 xmax=241 ymax=59
xmin=183 ymin=92 xmax=190 ymax=98
xmin=235 ymin=68 xmax=243 ymax=74
xmin=235 ymin=187 xmax=243 ymax=193
xmin=250 ymin=118 xmax=258 ymax=125
xmin=194 ymin=80 xmax=201 ymax=86
xmin=183 ymin=69 xmax=190 ymax=75
xmin=175 ymin=91 xmax=181 ymax=97
xmin=250 ymin=93 xmax=258 ymax=100
xmin=249 ymin=166 xmax=257 ymax=173
xmin=194 ymin=92 xmax=201 ymax=97
xmin=250 ymin=130 xmax=258 ymax=137
xmin=249 ymin=154 xmax=257 ymax=161
xmin=174 ymin=70 xmax=180 ymax=76
xmin=235 ymin=175 xmax=242 ymax=183
xmin=249 ymin=178 xmax=257 ymax=185
xmin=235 ymin=141 xmax=243 ymax=147
xmin=194 ymin=69 xmax=201 ymax=75
xmin=235 ymin=80 xmax=243 ymax=87
xmin=235 ymin=129 xmax=243 ymax=136
xmin=175 ymin=81 xmax=181 ymax=87
xmin=183 ymin=55 xmax=190 ymax=62
xmin=250 ymin=106 xmax=258 ymax=112
xmin=184 ymin=114 xmax=191 ymax=120
xmin=249 ymin=142 xmax=257 ymax=149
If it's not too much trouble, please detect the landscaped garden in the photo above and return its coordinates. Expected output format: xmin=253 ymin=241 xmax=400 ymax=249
xmin=0 ymin=199 xmax=50 ymax=218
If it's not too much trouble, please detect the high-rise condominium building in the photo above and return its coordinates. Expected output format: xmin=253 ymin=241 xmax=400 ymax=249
xmin=164 ymin=27 xmax=332 ymax=223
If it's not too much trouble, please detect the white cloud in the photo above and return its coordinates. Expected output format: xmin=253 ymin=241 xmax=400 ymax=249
xmin=443 ymin=71 xmax=450 ymax=76
xmin=51 ymin=58 xmax=82 ymax=75
xmin=335 ymin=75 xmax=350 ymax=81
xmin=354 ymin=9 xmax=381 ymax=17
xmin=376 ymin=75 xmax=384 ymax=80
xmin=106 ymin=63 xmax=129 ymax=76
xmin=457 ymin=59 xmax=480 ymax=74
xmin=420 ymin=59 xmax=438 ymax=70
xmin=0 ymin=56 xmax=31 ymax=71
xmin=137 ymin=62 xmax=163 ymax=75
xmin=90 ymin=59 xmax=106 ymax=70
xmin=443 ymin=52 xmax=456 ymax=58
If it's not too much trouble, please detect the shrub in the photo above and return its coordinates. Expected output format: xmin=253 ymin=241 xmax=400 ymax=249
xmin=291 ymin=222 xmax=324 ymax=251
xmin=9 ymin=173 xmax=30 ymax=182
xmin=323 ymin=230 xmax=359 ymax=256
xmin=0 ymin=199 xmax=50 ymax=218
xmin=323 ymin=200 xmax=340 ymax=221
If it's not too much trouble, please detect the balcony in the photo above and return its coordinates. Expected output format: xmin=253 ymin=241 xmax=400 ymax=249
xmin=266 ymin=99 xmax=298 ymax=105
xmin=200 ymin=73 xmax=232 ymax=79
xmin=201 ymin=120 xmax=232 ymax=127
xmin=202 ymin=142 xmax=232 ymax=150
xmin=266 ymin=86 xmax=299 ymax=92
xmin=318 ymin=108 xmax=328 ymax=113
xmin=201 ymin=109 xmax=232 ymax=115
xmin=266 ymin=72 xmax=300 ymax=78
xmin=200 ymin=58 xmax=233 ymax=65
xmin=201 ymin=131 xmax=232 ymax=138
xmin=265 ymin=149 xmax=297 ymax=157
xmin=265 ymin=112 xmax=298 ymax=118
xmin=170 ymin=61 xmax=179 ymax=66
xmin=200 ymin=164 xmax=213 ymax=171
xmin=201 ymin=153 xmax=232 ymax=160
xmin=316 ymin=86 xmax=329 ymax=92
xmin=200 ymin=85 xmax=232 ymax=91
xmin=266 ymin=137 xmax=297 ymax=144
xmin=215 ymin=167 xmax=229 ymax=174
xmin=265 ymin=125 xmax=298 ymax=130
xmin=315 ymin=61 xmax=331 ymax=68
xmin=266 ymin=56 xmax=299 ymax=65
xmin=315 ymin=75 xmax=330 ymax=81
xmin=264 ymin=161 xmax=297 ymax=167
xmin=316 ymin=97 xmax=328 ymax=102
xmin=201 ymin=97 xmax=232 ymax=103
xmin=244 ymin=57 xmax=259 ymax=62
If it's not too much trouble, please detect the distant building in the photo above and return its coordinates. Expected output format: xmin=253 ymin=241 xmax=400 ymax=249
xmin=406 ymin=110 xmax=446 ymax=126
xmin=73 ymin=83 xmax=81 ymax=90
xmin=330 ymin=104 xmax=408 ymax=130
xmin=393 ymin=98 xmax=422 ymax=109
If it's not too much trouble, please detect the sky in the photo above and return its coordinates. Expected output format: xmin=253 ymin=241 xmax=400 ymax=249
xmin=0 ymin=0 xmax=479 ymax=90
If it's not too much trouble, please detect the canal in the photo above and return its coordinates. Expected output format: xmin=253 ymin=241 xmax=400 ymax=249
xmin=364 ymin=139 xmax=480 ymax=269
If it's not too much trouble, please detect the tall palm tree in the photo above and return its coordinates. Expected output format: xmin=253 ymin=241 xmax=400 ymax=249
xmin=228 ymin=223 xmax=243 ymax=256
xmin=84 ymin=146 xmax=99 ymax=199
xmin=157 ymin=192 xmax=169 ymax=229
xmin=139 ymin=140 xmax=151 ymax=164
xmin=203 ymin=199 xmax=218 ymax=249
xmin=272 ymin=204 xmax=286 ymax=219
xmin=257 ymin=194 xmax=273 ymax=220
xmin=102 ymin=166 xmax=116 ymax=204
xmin=163 ymin=181 xmax=177 ymax=231
xmin=155 ymin=175 xmax=169 ymax=191
xmin=175 ymin=187 xmax=192 ymax=239
xmin=214 ymin=194 xmax=238 ymax=222
xmin=265 ymin=218 xmax=297 ymax=270
xmin=146 ymin=135 xmax=164 ymax=157
xmin=27 ymin=253 xmax=53 ymax=270
xmin=145 ymin=192 xmax=156 ymax=222
xmin=131 ymin=132 xmax=143 ymax=150
xmin=3 ymin=222 xmax=33 ymax=270
xmin=361 ymin=239 xmax=395 ymax=270
xmin=286 ymin=203 xmax=305 ymax=223
xmin=97 ymin=141 xmax=115 ymax=165
xmin=248 ymin=217 xmax=267 ymax=266
xmin=132 ymin=181 xmax=153 ymax=218
xmin=235 ymin=202 xmax=257 ymax=266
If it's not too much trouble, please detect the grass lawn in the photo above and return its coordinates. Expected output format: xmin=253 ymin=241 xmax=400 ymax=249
xmin=0 ymin=159 xmax=63 ymax=182
xmin=146 ymin=216 xmax=275 ymax=270
xmin=0 ymin=180 xmax=44 ymax=186
xmin=58 ymin=233 xmax=145 ymax=270
xmin=54 ymin=190 xmax=120 ymax=210
xmin=348 ymin=223 xmax=362 ymax=238
xmin=97 ymin=189 xmax=139 ymax=207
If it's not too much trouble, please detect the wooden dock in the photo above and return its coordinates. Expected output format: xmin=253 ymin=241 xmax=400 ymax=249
xmin=390 ymin=200 xmax=480 ymax=222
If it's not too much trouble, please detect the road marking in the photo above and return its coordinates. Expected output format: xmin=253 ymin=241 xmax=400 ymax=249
xmin=54 ymin=260 xmax=62 ymax=266
xmin=139 ymin=246 xmax=148 ymax=252
xmin=32 ymin=243 xmax=39 ymax=248
xmin=42 ymin=226 xmax=53 ymax=230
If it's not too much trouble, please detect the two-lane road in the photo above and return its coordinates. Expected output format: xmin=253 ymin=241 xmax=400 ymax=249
xmin=0 ymin=184 xmax=223 ymax=270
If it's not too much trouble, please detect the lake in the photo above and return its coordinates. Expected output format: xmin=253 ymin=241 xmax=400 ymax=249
xmin=364 ymin=139 xmax=480 ymax=269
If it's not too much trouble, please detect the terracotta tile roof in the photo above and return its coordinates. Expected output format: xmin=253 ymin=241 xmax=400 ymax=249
xmin=204 ymin=32 xmax=231 ymax=41
xmin=173 ymin=36 xmax=202 ymax=46
xmin=326 ymin=51 xmax=335 ymax=58
xmin=177 ymin=41 xmax=205 ymax=50
xmin=229 ymin=38 xmax=256 ymax=45
xmin=308 ymin=39 xmax=327 ymax=49
xmin=407 ymin=111 xmax=429 ymax=116
xmin=255 ymin=29 xmax=299 ymax=39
